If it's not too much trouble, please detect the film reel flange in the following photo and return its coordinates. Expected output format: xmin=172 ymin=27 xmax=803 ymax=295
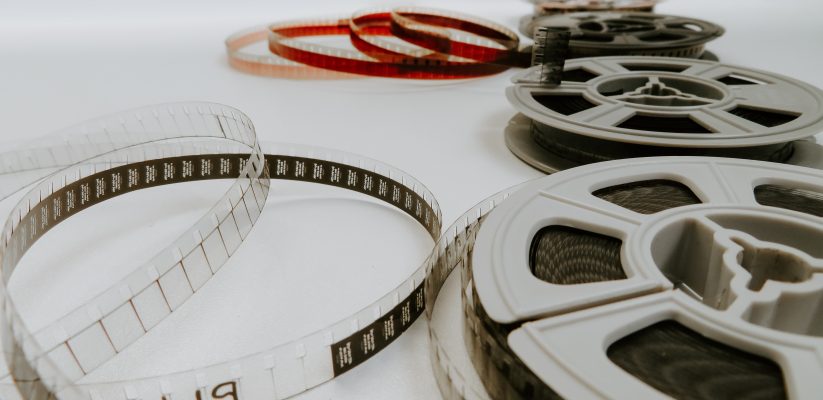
xmin=506 ymin=56 xmax=823 ymax=173
xmin=468 ymin=157 xmax=823 ymax=399
xmin=520 ymin=12 xmax=723 ymax=59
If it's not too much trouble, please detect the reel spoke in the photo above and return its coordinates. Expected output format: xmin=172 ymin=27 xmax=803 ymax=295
xmin=691 ymin=109 xmax=765 ymax=135
xmin=573 ymin=103 xmax=636 ymax=126
xmin=732 ymin=82 xmax=810 ymax=116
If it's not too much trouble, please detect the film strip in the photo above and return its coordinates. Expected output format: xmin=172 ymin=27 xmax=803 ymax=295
xmin=0 ymin=103 xmax=444 ymax=400
xmin=530 ymin=27 xmax=571 ymax=86
xmin=226 ymin=7 xmax=534 ymax=80
xmin=225 ymin=26 xmax=353 ymax=80
xmin=0 ymin=103 xmax=270 ymax=399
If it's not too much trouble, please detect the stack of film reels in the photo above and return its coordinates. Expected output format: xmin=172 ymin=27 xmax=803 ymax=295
xmin=2 ymin=3 xmax=823 ymax=400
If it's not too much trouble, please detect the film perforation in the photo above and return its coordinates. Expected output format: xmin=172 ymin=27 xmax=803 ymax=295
xmin=331 ymin=284 xmax=425 ymax=376
xmin=1 ymin=103 xmax=268 ymax=400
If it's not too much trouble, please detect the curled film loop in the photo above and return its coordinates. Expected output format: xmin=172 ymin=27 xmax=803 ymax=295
xmin=0 ymin=105 xmax=447 ymax=400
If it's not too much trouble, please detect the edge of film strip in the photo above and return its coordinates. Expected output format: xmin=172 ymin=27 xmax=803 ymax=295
xmin=0 ymin=103 xmax=268 ymax=399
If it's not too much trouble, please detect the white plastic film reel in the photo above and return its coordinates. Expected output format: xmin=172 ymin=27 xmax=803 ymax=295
xmin=471 ymin=157 xmax=823 ymax=399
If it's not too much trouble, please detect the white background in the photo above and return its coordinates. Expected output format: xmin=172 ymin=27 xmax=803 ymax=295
xmin=1 ymin=0 xmax=822 ymax=398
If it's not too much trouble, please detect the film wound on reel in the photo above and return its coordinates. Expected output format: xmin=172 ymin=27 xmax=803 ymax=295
xmin=429 ymin=157 xmax=823 ymax=400
xmin=505 ymin=56 xmax=823 ymax=173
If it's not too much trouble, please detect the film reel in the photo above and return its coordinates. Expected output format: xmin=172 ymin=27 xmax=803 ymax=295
xmin=505 ymin=56 xmax=823 ymax=173
xmin=519 ymin=12 xmax=724 ymax=59
xmin=459 ymin=157 xmax=823 ymax=399
xmin=531 ymin=0 xmax=658 ymax=16
xmin=520 ymin=0 xmax=659 ymax=40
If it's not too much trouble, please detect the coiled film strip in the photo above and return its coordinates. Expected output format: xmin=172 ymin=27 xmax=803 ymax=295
xmin=0 ymin=103 xmax=444 ymax=399
xmin=226 ymin=7 xmax=534 ymax=80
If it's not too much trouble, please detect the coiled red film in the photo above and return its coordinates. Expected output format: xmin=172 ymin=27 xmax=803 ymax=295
xmin=228 ymin=8 xmax=531 ymax=80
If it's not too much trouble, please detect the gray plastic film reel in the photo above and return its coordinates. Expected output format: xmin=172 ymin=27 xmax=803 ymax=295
xmin=464 ymin=157 xmax=823 ymax=399
xmin=529 ymin=0 xmax=659 ymax=15
xmin=506 ymin=56 xmax=823 ymax=173
xmin=520 ymin=12 xmax=723 ymax=59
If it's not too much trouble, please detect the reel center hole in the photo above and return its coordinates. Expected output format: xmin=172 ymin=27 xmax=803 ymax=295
xmin=597 ymin=75 xmax=724 ymax=107
xmin=638 ymin=80 xmax=679 ymax=97
xmin=733 ymin=237 xmax=814 ymax=291
xmin=649 ymin=209 xmax=823 ymax=336
xmin=602 ymin=18 xmax=655 ymax=33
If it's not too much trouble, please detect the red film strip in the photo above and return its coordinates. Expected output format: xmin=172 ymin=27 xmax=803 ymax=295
xmin=227 ymin=8 xmax=531 ymax=80
xmin=225 ymin=26 xmax=357 ymax=80
xmin=387 ymin=8 xmax=529 ymax=67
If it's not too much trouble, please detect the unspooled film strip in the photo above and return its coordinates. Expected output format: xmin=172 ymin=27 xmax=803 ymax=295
xmin=0 ymin=103 xmax=443 ymax=400
xmin=0 ymin=103 xmax=270 ymax=399
xmin=2 ymin=103 xmax=823 ymax=400
xmin=226 ymin=7 xmax=535 ymax=80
